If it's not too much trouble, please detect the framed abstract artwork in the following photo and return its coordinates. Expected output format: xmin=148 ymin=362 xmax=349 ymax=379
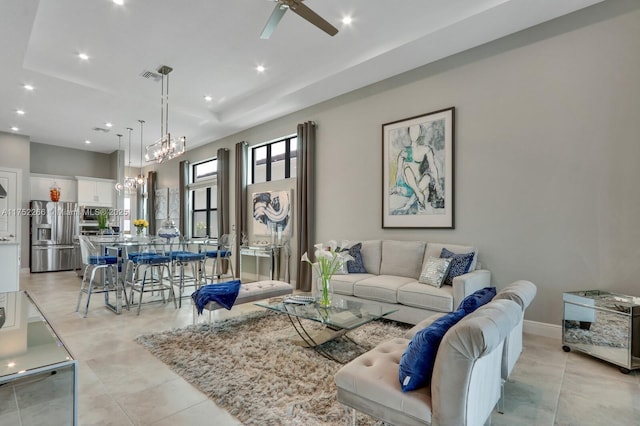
xmin=252 ymin=190 xmax=293 ymax=238
xmin=382 ymin=107 xmax=455 ymax=228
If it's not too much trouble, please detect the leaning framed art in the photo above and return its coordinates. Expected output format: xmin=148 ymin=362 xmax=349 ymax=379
xmin=382 ymin=107 xmax=455 ymax=228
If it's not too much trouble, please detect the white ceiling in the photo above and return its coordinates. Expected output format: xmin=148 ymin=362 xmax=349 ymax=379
xmin=0 ymin=0 xmax=603 ymax=166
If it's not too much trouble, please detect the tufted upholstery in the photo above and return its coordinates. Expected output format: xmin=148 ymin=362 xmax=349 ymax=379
xmin=335 ymin=298 xmax=522 ymax=426
xmin=193 ymin=280 xmax=293 ymax=323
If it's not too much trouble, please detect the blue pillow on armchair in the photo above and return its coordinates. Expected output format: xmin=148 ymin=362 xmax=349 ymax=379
xmin=458 ymin=287 xmax=496 ymax=314
xmin=398 ymin=309 xmax=466 ymax=392
xmin=440 ymin=248 xmax=475 ymax=286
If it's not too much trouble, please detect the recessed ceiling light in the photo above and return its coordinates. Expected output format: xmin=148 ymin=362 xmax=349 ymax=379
xmin=85 ymin=140 xmax=91 ymax=144
xmin=256 ymin=65 xmax=265 ymax=73
xmin=10 ymin=126 xmax=19 ymax=132
xmin=16 ymin=109 xmax=25 ymax=115
xmin=113 ymin=0 xmax=124 ymax=5
xmin=342 ymin=16 xmax=353 ymax=25
xmin=78 ymin=53 xmax=90 ymax=61
xmin=204 ymin=95 xmax=212 ymax=102
xmin=23 ymin=84 xmax=34 ymax=91
xmin=105 ymin=122 xmax=113 ymax=128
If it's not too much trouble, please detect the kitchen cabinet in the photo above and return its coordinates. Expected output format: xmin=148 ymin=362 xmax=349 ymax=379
xmin=76 ymin=177 xmax=114 ymax=207
xmin=30 ymin=175 xmax=76 ymax=202
xmin=0 ymin=242 xmax=20 ymax=292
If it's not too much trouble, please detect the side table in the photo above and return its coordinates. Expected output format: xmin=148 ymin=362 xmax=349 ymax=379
xmin=562 ymin=290 xmax=640 ymax=373
xmin=0 ymin=291 xmax=78 ymax=424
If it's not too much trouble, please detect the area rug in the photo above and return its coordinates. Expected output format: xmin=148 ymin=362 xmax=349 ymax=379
xmin=135 ymin=311 xmax=410 ymax=425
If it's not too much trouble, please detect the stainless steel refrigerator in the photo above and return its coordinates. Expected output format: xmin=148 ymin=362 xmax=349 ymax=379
xmin=30 ymin=200 xmax=78 ymax=272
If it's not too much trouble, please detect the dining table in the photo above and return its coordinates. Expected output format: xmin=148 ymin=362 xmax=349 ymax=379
xmin=87 ymin=235 xmax=215 ymax=314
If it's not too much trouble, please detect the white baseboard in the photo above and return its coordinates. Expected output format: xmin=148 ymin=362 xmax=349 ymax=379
xmin=523 ymin=319 xmax=561 ymax=340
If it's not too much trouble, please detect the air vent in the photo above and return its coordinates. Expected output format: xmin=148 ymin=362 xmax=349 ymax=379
xmin=140 ymin=70 xmax=162 ymax=82
xmin=93 ymin=127 xmax=111 ymax=133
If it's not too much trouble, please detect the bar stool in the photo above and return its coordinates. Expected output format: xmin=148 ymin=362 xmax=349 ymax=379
xmin=126 ymin=238 xmax=177 ymax=315
xmin=203 ymin=234 xmax=236 ymax=282
xmin=76 ymin=235 xmax=120 ymax=317
xmin=168 ymin=237 xmax=205 ymax=307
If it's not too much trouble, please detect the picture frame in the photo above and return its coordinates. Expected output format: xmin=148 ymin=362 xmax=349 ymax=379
xmin=382 ymin=107 xmax=455 ymax=228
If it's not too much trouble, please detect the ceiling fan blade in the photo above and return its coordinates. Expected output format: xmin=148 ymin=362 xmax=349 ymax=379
xmin=289 ymin=1 xmax=338 ymax=36
xmin=260 ymin=4 xmax=287 ymax=39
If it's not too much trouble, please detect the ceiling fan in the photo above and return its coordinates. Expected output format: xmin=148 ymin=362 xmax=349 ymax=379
xmin=260 ymin=0 xmax=338 ymax=39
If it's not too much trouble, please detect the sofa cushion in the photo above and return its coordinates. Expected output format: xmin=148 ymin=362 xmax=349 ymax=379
xmin=330 ymin=273 xmax=374 ymax=296
xmin=424 ymin=243 xmax=478 ymax=271
xmin=398 ymin=309 xmax=467 ymax=391
xmin=397 ymin=282 xmax=454 ymax=312
xmin=360 ymin=240 xmax=382 ymax=275
xmin=341 ymin=242 xmax=367 ymax=273
xmin=380 ymin=240 xmax=426 ymax=279
xmin=354 ymin=275 xmax=415 ymax=303
xmin=458 ymin=286 xmax=496 ymax=314
xmin=418 ymin=257 xmax=451 ymax=288
xmin=440 ymin=248 xmax=475 ymax=286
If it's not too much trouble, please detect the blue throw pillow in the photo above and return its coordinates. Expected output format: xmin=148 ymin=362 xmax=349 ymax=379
xmin=341 ymin=242 xmax=366 ymax=273
xmin=398 ymin=309 xmax=466 ymax=392
xmin=440 ymin=248 xmax=475 ymax=286
xmin=458 ymin=287 xmax=496 ymax=314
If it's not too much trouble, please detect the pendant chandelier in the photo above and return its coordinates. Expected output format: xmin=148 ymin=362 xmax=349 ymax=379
xmin=145 ymin=65 xmax=186 ymax=163
xmin=116 ymin=128 xmax=139 ymax=193
xmin=136 ymin=120 xmax=146 ymax=186
xmin=114 ymin=133 xmax=125 ymax=192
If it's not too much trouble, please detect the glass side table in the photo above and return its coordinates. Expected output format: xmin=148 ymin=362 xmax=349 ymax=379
xmin=0 ymin=291 xmax=78 ymax=425
xmin=562 ymin=290 xmax=640 ymax=374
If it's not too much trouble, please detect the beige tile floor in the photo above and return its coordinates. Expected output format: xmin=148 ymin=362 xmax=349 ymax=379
xmin=13 ymin=270 xmax=640 ymax=425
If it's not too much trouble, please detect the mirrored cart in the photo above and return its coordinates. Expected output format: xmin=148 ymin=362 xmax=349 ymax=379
xmin=0 ymin=291 xmax=78 ymax=425
xmin=562 ymin=290 xmax=640 ymax=374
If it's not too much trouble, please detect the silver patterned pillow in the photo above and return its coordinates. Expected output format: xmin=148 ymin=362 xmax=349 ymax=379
xmin=419 ymin=257 xmax=452 ymax=288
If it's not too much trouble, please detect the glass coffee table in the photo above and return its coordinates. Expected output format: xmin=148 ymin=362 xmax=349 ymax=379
xmin=255 ymin=294 xmax=397 ymax=363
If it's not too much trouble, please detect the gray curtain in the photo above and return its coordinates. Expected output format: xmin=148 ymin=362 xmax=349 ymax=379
xmin=235 ymin=141 xmax=248 ymax=275
xmin=296 ymin=121 xmax=316 ymax=291
xmin=147 ymin=171 xmax=157 ymax=236
xmin=179 ymin=160 xmax=189 ymax=236
xmin=217 ymin=148 xmax=230 ymax=271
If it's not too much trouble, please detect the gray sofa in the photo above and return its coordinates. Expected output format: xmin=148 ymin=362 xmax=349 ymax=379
xmin=327 ymin=240 xmax=491 ymax=325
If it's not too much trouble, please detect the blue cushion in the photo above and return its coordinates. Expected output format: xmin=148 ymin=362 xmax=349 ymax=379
xmin=340 ymin=242 xmax=366 ymax=273
xmin=135 ymin=254 xmax=171 ymax=265
xmin=174 ymin=252 xmax=205 ymax=262
xmin=88 ymin=255 xmax=117 ymax=265
xmin=458 ymin=287 xmax=496 ymax=314
xmin=398 ymin=309 xmax=466 ymax=392
xmin=204 ymin=249 xmax=231 ymax=258
xmin=440 ymin=248 xmax=475 ymax=286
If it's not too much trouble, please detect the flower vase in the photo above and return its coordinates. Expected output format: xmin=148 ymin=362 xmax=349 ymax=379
xmin=317 ymin=276 xmax=332 ymax=308
xmin=136 ymin=227 xmax=144 ymax=236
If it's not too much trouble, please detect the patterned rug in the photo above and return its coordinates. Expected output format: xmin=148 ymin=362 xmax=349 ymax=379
xmin=135 ymin=310 xmax=410 ymax=425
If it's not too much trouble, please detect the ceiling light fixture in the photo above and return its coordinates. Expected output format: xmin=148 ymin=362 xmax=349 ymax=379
xmin=113 ymin=0 xmax=124 ymax=5
xmin=105 ymin=122 xmax=113 ymax=128
xmin=10 ymin=126 xmax=19 ymax=132
xmin=256 ymin=65 xmax=265 ymax=73
xmin=78 ymin=53 xmax=89 ymax=61
xmin=342 ymin=16 xmax=352 ymax=25
xmin=136 ymin=120 xmax=146 ymax=185
xmin=204 ymin=95 xmax=212 ymax=102
xmin=16 ymin=110 xmax=25 ymax=115
xmin=85 ymin=140 xmax=91 ymax=144
xmin=23 ymin=84 xmax=34 ymax=91
xmin=145 ymin=65 xmax=186 ymax=163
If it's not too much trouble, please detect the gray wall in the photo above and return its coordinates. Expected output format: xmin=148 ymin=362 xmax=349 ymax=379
xmin=146 ymin=0 xmax=640 ymax=325
xmin=30 ymin=142 xmax=113 ymax=178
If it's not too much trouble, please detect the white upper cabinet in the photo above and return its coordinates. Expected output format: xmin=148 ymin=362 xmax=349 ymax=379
xmin=30 ymin=176 xmax=77 ymax=202
xmin=76 ymin=177 xmax=115 ymax=207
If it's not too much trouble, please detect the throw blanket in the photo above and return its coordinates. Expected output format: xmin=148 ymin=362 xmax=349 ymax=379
xmin=192 ymin=280 xmax=242 ymax=315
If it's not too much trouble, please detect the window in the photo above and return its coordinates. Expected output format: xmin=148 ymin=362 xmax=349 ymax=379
xmin=190 ymin=159 xmax=218 ymax=238
xmin=251 ymin=135 xmax=297 ymax=184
